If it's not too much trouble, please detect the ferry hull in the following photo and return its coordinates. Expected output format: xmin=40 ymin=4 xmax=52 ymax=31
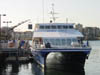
xmin=46 ymin=52 xmax=87 ymax=74
xmin=31 ymin=48 xmax=90 ymax=71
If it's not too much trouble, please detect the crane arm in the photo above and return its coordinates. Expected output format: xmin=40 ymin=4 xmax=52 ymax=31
xmin=9 ymin=19 xmax=30 ymax=31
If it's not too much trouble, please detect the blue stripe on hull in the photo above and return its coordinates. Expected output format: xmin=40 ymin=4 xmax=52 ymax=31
xmin=35 ymin=48 xmax=91 ymax=53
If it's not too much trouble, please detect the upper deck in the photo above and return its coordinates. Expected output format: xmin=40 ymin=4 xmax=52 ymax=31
xmin=33 ymin=23 xmax=83 ymax=38
xmin=34 ymin=23 xmax=75 ymax=31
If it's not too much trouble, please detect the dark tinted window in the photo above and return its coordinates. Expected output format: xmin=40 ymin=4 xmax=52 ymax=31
xmin=45 ymin=26 xmax=50 ymax=29
xmin=28 ymin=24 xmax=32 ymax=29
xmin=40 ymin=26 xmax=44 ymax=29
xmin=58 ymin=26 xmax=62 ymax=29
xmin=63 ymin=26 xmax=68 ymax=29
xmin=51 ymin=26 xmax=56 ymax=29
xmin=69 ymin=26 xmax=73 ymax=29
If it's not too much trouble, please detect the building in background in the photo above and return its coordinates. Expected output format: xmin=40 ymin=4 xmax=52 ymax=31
xmin=12 ymin=31 xmax=33 ymax=40
xmin=75 ymin=23 xmax=83 ymax=33
xmin=75 ymin=23 xmax=100 ymax=40
xmin=83 ymin=27 xmax=100 ymax=40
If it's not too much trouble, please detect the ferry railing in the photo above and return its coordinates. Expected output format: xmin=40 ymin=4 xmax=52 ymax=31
xmin=31 ymin=40 xmax=91 ymax=52
xmin=32 ymin=44 xmax=91 ymax=51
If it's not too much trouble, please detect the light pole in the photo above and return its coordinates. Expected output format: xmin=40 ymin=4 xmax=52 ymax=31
xmin=0 ymin=14 xmax=6 ymax=39
xmin=3 ymin=21 xmax=12 ymax=40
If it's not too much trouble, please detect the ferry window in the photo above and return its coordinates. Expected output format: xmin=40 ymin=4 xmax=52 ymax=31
xmin=51 ymin=26 xmax=56 ymax=29
xmin=69 ymin=26 xmax=73 ymax=29
xmin=58 ymin=26 xmax=62 ymax=29
xmin=44 ymin=39 xmax=52 ymax=44
xmin=50 ymin=39 xmax=55 ymax=45
xmin=72 ymin=38 xmax=77 ymax=42
xmin=35 ymin=40 xmax=39 ymax=44
xmin=67 ymin=39 xmax=71 ymax=46
xmin=45 ymin=26 xmax=50 ymax=29
xmin=61 ymin=39 xmax=66 ymax=45
xmin=63 ymin=26 xmax=68 ymax=29
xmin=55 ymin=39 xmax=61 ymax=45
xmin=40 ymin=26 xmax=44 ymax=29
xmin=43 ymin=39 xmax=48 ymax=43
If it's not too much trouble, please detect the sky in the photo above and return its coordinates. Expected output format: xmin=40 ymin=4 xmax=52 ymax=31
xmin=0 ymin=0 xmax=100 ymax=31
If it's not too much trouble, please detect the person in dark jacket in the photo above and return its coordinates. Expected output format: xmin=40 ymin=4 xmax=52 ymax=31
xmin=45 ymin=42 xmax=51 ymax=48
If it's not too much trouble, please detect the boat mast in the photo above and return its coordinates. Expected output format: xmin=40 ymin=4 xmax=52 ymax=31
xmin=66 ymin=18 xmax=68 ymax=23
xmin=50 ymin=3 xmax=58 ymax=23
xmin=42 ymin=0 xmax=44 ymax=23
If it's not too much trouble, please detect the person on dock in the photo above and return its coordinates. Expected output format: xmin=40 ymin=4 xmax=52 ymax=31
xmin=18 ymin=40 xmax=25 ymax=49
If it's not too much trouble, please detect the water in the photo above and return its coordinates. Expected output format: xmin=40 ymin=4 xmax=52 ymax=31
xmin=0 ymin=62 xmax=44 ymax=75
xmin=85 ymin=41 xmax=100 ymax=75
xmin=0 ymin=41 xmax=100 ymax=75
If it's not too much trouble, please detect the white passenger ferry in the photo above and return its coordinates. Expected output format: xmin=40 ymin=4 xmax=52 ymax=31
xmin=31 ymin=22 xmax=91 ymax=68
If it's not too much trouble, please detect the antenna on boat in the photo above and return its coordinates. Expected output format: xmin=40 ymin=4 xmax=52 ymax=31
xmin=66 ymin=18 xmax=68 ymax=23
xmin=42 ymin=0 xmax=44 ymax=23
xmin=49 ymin=3 xmax=58 ymax=23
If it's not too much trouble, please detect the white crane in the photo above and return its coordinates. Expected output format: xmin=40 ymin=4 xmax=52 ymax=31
xmin=9 ymin=19 xmax=30 ymax=31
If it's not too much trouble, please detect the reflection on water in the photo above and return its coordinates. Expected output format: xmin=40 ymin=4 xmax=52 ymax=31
xmin=46 ymin=70 xmax=85 ymax=75
xmin=0 ymin=61 xmax=44 ymax=75
xmin=0 ymin=61 xmax=7 ymax=75
xmin=10 ymin=62 xmax=19 ymax=75
xmin=32 ymin=62 xmax=44 ymax=75
xmin=0 ymin=56 xmax=85 ymax=75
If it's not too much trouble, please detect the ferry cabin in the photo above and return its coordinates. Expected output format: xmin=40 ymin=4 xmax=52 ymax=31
xmin=32 ymin=23 xmax=88 ymax=49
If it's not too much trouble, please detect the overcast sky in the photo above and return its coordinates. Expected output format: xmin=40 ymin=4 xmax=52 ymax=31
xmin=0 ymin=0 xmax=100 ymax=31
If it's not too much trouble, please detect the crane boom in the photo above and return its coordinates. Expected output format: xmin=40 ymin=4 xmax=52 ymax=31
xmin=9 ymin=19 xmax=30 ymax=31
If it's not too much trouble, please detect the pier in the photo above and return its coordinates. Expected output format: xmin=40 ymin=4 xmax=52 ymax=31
xmin=0 ymin=48 xmax=31 ymax=61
